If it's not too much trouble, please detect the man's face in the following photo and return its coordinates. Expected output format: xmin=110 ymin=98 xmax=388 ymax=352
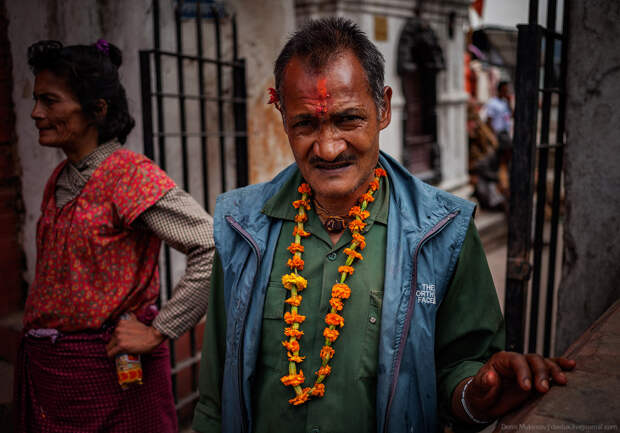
xmin=279 ymin=50 xmax=391 ymax=204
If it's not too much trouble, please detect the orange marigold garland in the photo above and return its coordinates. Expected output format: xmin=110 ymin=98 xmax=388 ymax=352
xmin=280 ymin=169 xmax=387 ymax=405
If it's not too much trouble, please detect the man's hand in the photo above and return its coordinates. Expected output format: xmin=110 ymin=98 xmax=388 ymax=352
xmin=452 ymin=351 xmax=576 ymax=423
xmin=106 ymin=313 xmax=167 ymax=357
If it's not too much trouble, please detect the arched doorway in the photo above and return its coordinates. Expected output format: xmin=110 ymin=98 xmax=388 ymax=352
xmin=397 ymin=17 xmax=445 ymax=184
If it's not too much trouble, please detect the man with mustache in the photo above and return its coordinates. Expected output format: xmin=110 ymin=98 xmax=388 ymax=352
xmin=193 ymin=18 xmax=574 ymax=433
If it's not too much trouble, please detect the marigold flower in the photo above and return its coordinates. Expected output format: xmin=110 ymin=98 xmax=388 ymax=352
xmin=284 ymin=311 xmax=306 ymax=324
xmin=282 ymin=339 xmax=300 ymax=352
xmin=292 ymin=199 xmax=311 ymax=210
xmin=282 ymin=273 xmax=307 ymax=290
xmin=352 ymin=232 xmax=366 ymax=250
xmin=316 ymin=365 xmax=332 ymax=376
xmin=281 ymin=370 xmax=305 ymax=386
xmin=329 ymin=297 xmax=344 ymax=311
xmin=294 ymin=213 xmax=308 ymax=223
xmin=325 ymin=313 xmax=345 ymax=327
xmin=323 ymin=327 xmax=339 ymax=342
xmin=297 ymin=183 xmax=312 ymax=195
xmin=284 ymin=294 xmax=302 ymax=307
xmin=374 ymin=168 xmax=387 ymax=177
xmin=284 ymin=327 xmax=304 ymax=338
xmin=343 ymin=248 xmax=363 ymax=261
xmin=337 ymin=265 xmax=354 ymax=276
xmin=311 ymin=383 xmax=326 ymax=397
xmin=287 ymin=243 xmax=304 ymax=254
xmin=359 ymin=193 xmax=375 ymax=204
xmin=287 ymin=256 xmax=305 ymax=271
xmin=292 ymin=226 xmax=310 ymax=237
xmin=320 ymin=345 xmax=335 ymax=360
xmin=349 ymin=206 xmax=370 ymax=220
xmin=288 ymin=388 xmax=311 ymax=405
xmin=267 ymin=87 xmax=279 ymax=105
xmin=369 ymin=179 xmax=380 ymax=191
xmin=348 ymin=220 xmax=366 ymax=232
xmin=287 ymin=353 xmax=305 ymax=363
xmin=332 ymin=283 xmax=351 ymax=299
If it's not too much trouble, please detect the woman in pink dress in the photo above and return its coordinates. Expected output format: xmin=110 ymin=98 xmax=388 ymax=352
xmin=15 ymin=40 xmax=214 ymax=432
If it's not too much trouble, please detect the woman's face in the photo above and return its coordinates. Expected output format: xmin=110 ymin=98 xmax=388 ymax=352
xmin=31 ymin=70 xmax=96 ymax=151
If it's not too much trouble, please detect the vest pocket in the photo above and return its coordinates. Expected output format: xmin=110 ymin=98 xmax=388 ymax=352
xmin=358 ymin=289 xmax=383 ymax=379
xmin=258 ymin=283 xmax=287 ymax=370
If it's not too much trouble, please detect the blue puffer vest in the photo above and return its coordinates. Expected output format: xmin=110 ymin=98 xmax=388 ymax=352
xmin=213 ymin=152 xmax=475 ymax=433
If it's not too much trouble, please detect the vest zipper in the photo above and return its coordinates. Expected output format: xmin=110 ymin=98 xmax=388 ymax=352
xmin=225 ymin=215 xmax=262 ymax=433
xmin=383 ymin=210 xmax=460 ymax=433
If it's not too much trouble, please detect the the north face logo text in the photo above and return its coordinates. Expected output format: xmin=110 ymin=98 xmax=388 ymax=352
xmin=416 ymin=283 xmax=436 ymax=304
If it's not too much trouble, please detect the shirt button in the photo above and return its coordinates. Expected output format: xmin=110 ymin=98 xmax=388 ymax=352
xmin=369 ymin=315 xmax=377 ymax=324
xmin=311 ymin=427 xmax=320 ymax=433
xmin=327 ymin=252 xmax=337 ymax=261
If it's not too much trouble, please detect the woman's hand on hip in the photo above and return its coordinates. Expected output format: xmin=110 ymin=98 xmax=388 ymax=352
xmin=106 ymin=313 xmax=167 ymax=357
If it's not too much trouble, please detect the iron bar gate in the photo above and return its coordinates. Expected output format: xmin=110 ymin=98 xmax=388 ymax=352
xmin=505 ymin=0 xmax=568 ymax=356
xmin=139 ymin=0 xmax=248 ymax=423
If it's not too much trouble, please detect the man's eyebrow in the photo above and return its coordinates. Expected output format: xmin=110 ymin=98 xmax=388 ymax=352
xmin=331 ymin=107 xmax=366 ymax=117
xmin=290 ymin=113 xmax=317 ymax=123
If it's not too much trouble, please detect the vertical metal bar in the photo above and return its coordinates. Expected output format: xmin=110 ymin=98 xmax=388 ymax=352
xmin=153 ymin=0 xmax=176 ymax=403
xmin=505 ymin=24 xmax=542 ymax=353
xmin=140 ymin=51 xmax=154 ymax=159
xmin=195 ymin=0 xmax=210 ymax=212
xmin=213 ymin=7 xmax=227 ymax=191
xmin=175 ymin=0 xmax=189 ymax=191
xmin=543 ymin=1 xmax=569 ymax=357
xmin=529 ymin=0 xmax=539 ymax=25
xmin=528 ymin=0 xmax=557 ymax=354
xmin=232 ymin=15 xmax=248 ymax=187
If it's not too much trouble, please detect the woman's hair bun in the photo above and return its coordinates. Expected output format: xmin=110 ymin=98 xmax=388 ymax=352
xmin=107 ymin=43 xmax=123 ymax=68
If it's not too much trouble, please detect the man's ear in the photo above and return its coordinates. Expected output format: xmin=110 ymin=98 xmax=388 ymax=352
xmin=379 ymin=86 xmax=392 ymax=130
xmin=95 ymin=99 xmax=108 ymax=123
xmin=276 ymin=103 xmax=288 ymax=132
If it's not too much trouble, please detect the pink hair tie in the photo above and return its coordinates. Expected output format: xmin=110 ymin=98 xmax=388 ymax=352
xmin=95 ymin=39 xmax=110 ymax=55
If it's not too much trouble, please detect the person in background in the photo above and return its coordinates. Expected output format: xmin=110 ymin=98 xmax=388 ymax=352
xmin=15 ymin=39 xmax=214 ymax=432
xmin=485 ymin=80 xmax=513 ymax=199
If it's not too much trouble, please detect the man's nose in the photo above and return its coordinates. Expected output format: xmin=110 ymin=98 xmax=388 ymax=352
xmin=313 ymin=124 xmax=346 ymax=161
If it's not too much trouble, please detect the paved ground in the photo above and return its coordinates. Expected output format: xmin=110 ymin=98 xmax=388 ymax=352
xmin=495 ymin=300 xmax=620 ymax=431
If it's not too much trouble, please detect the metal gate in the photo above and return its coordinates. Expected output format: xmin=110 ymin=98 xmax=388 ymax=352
xmin=139 ymin=0 xmax=248 ymax=422
xmin=505 ymin=0 xmax=567 ymax=356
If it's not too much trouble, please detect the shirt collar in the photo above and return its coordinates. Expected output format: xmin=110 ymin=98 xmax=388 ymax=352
xmin=262 ymin=165 xmax=389 ymax=226
xmin=72 ymin=140 xmax=121 ymax=172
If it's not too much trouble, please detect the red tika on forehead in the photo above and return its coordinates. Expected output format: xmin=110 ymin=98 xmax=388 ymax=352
xmin=315 ymin=77 xmax=330 ymax=115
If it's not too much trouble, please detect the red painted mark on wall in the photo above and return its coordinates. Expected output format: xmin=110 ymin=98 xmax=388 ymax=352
xmin=315 ymin=77 xmax=330 ymax=115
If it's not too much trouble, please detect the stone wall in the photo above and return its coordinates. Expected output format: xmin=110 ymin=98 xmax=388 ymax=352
xmin=556 ymin=0 xmax=620 ymax=354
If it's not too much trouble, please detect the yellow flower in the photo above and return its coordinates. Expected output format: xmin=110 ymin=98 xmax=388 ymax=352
xmin=282 ymin=273 xmax=307 ymax=290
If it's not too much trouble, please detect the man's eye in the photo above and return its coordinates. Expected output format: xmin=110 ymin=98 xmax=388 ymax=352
xmin=337 ymin=115 xmax=363 ymax=126
xmin=293 ymin=120 xmax=314 ymax=129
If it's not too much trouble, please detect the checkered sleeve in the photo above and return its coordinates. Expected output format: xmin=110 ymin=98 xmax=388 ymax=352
xmin=136 ymin=186 xmax=215 ymax=339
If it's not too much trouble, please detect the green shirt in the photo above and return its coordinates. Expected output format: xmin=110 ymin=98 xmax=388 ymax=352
xmin=193 ymin=169 xmax=505 ymax=433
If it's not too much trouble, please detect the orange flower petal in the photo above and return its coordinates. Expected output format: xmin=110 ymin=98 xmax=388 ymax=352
xmin=287 ymin=256 xmax=305 ymax=271
xmin=329 ymin=297 xmax=344 ymax=311
xmin=287 ymin=353 xmax=305 ymax=363
xmin=352 ymin=232 xmax=366 ymax=250
xmin=320 ymin=345 xmax=335 ymax=360
xmin=323 ymin=327 xmax=339 ymax=343
xmin=287 ymin=243 xmax=304 ymax=254
xmin=374 ymin=168 xmax=387 ymax=177
xmin=311 ymin=383 xmax=325 ymax=397
xmin=282 ymin=339 xmax=300 ymax=352
xmin=298 ymin=183 xmax=312 ymax=195
xmin=294 ymin=213 xmax=308 ymax=223
xmin=284 ymin=327 xmax=304 ymax=338
xmin=325 ymin=312 xmax=345 ymax=327
xmin=292 ymin=226 xmax=310 ymax=237
xmin=337 ymin=265 xmax=354 ymax=276
xmin=284 ymin=294 xmax=302 ymax=307
xmin=284 ymin=311 xmax=306 ymax=324
xmin=316 ymin=364 xmax=332 ymax=376
xmin=343 ymin=248 xmax=363 ymax=261
xmin=288 ymin=388 xmax=311 ymax=405
xmin=332 ymin=283 xmax=351 ymax=299
xmin=348 ymin=220 xmax=366 ymax=231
